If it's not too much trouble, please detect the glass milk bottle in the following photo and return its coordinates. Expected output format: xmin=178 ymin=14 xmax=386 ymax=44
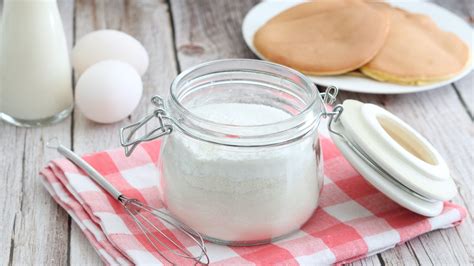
xmin=0 ymin=0 xmax=73 ymax=127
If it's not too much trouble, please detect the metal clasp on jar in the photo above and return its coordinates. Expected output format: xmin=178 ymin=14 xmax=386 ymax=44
xmin=120 ymin=86 xmax=342 ymax=156
xmin=120 ymin=96 xmax=173 ymax=156
xmin=319 ymin=85 xmax=343 ymax=125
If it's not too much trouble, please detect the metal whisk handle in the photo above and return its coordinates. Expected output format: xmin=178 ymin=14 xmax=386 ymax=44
xmin=54 ymin=144 xmax=122 ymax=200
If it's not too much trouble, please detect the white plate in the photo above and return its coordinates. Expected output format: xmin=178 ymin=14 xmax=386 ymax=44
xmin=242 ymin=0 xmax=474 ymax=94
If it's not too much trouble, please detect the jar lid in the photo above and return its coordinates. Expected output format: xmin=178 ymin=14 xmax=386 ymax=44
xmin=329 ymin=100 xmax=457 ymax=217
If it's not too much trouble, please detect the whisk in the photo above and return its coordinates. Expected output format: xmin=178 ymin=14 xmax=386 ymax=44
xmin=47 ymin=139 xmax=209 ymax=265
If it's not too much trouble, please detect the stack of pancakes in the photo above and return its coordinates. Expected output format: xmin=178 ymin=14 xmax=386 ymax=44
xmin=253 ymin=0 xmax=470 ymax=85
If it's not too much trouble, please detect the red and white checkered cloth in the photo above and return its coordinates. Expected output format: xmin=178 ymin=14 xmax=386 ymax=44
xmin=40 ymin=130 xmax=466 ymax=265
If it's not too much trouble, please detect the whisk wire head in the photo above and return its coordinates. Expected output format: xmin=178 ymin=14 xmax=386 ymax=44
xmin=120 ymin=197 xmax=209 ymax=265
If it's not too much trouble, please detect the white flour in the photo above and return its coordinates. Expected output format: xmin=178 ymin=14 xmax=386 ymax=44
xmin=161 ymin=103 xmax=321 ymax=243
xmin=191 ymin=103 xmax=292 ymax=125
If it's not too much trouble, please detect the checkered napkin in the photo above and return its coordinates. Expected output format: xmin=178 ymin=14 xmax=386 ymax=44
xmin=40 ymin=133 xmax=466 ymax=265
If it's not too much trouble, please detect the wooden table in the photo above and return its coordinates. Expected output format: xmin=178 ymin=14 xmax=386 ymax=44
xmin=1 ymin=0 xmax=472 ymax=265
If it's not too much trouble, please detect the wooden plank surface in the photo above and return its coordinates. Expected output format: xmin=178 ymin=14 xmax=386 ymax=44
xmin=70 ymin=0 xmax=178 ymax=264
xmin=0 ymin=0 xmax=472 ymax=265
xmin=171 ymin=0 xmax=258 ymax=69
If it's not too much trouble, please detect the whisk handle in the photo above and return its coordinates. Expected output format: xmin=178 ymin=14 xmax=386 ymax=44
xmin=56 ymin=144 xmax=122 ymax=200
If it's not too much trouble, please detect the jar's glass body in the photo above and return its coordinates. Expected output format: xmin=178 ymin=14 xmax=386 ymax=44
xmin=161 ymin=128 xmax=323 ymax=245
xmin=158 ymin=59 xmax=324 ymax=245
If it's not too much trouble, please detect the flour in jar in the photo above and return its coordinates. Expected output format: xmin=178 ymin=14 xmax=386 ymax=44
xmin=191 ymin=103 xmax=292 ymax=125
xmin=160 ymin=103 xmax=322 ymax=243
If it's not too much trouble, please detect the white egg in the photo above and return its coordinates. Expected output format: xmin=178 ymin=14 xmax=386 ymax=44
xmin=72 ymin=30 xmax=149 ymax=76
xmin=75 ymin=60 xmax=143 ymax=124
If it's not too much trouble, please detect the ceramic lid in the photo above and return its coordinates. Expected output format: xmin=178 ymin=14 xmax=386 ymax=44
xmin=329 ymin=100 xmax=457 ymax=217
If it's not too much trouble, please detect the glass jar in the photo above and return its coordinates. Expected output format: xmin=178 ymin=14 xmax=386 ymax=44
xmin=121 ymin=59 xmax=335 ymax=246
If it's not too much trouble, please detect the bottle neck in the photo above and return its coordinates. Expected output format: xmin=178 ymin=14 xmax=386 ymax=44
xmin=1 ymin=0 xmax=61 ymax=28
xmin=3 ymin=0 xmax=58 ymax=12
xmin=5 ymin=0 xmax=57 ymax=3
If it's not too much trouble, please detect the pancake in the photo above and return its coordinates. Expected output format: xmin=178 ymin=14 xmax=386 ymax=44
xmin=347 ymin=70 xmax=367 ymax=78
xmin=361 ymin=4 xmax=470 ymax=85
xmin=253 ymin=0 xmax=390 ymax=75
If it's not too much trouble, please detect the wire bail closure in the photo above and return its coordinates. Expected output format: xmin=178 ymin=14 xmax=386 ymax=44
xmin=319 ymin=93 xmax=430 ymax=201
xmin=320 ymin=85 xmax=344 ymax=126
xmin=319 ymin=91 xmax=438 ymax=205
xmin=326 ymin=100 xmax=439 ymax=204
xmin=121 ymin=86 xmax=342 ymax=157
xmin=321 ymin=85 xmax=338 ymax=105
xmin=120 ymin=96 xmax=173 ymax=156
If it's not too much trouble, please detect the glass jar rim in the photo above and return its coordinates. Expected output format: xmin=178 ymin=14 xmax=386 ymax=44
xmin=167 ymin=59 xmax=324 ymax=146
